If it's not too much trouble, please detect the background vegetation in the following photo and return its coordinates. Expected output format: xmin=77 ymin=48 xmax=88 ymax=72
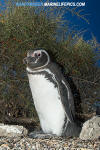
xmin=0 ymin=2 xmax=100 ymax=129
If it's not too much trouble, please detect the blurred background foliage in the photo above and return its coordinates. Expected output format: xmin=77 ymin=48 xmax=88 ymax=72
xmin=0 ymin=1 xmax=100 ymax=128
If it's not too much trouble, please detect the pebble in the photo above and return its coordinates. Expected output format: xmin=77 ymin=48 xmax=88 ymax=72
xmin=0 ymin=136 xmax=100 ymax=150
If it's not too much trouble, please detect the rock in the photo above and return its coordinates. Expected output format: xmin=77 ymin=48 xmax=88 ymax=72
xmin=0 ymin=123 xmax=28 ymax=137
xmin=80 ymin=116 xmax=100 ymax=140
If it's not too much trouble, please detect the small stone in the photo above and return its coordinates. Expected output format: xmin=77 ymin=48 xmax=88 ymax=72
xmin=0 ymin=123 xmax=28 ymax=137
xmin=79 ymin=116 xmax=100 ymax=140
xmin=77 ymin=148 xmax=91 ymax=150
xmin=0 ymin=144 xmax=10 ymax=150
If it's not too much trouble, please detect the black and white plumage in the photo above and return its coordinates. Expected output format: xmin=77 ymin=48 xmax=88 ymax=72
xmin=23 ymin=49 xmax=81 ymax=137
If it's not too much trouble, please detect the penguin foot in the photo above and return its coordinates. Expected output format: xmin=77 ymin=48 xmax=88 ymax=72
xmin=29 ymin=131 xmax=57 ymax=139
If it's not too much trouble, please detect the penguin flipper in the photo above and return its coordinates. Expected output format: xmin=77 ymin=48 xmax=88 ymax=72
xmin=49 ymin=62 xmax=75 ymax=122
xmin=58 ymin=78 xmax=82 ymax=137
xmin=59 ymin=79 xmax=75 ymax=123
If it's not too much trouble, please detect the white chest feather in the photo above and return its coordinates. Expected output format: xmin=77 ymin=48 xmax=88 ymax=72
xmin=28 ymin=73 xmax=65 ymax=136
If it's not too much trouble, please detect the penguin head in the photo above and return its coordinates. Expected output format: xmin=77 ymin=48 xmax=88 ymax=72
xmin=23 ymin=49 xmax=50 ymax=70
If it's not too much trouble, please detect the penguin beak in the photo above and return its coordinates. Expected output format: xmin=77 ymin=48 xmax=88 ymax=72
xmin=23 ymin=57 xmax=28 ymax=64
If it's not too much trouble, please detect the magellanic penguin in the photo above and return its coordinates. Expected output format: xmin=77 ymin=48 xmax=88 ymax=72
xmin=23 ymin=49 xmax=81 ymax=138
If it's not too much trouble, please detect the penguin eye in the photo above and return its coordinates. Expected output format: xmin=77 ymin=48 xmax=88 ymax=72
xmin=37 ymin=53 xmax=41 ymax=57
